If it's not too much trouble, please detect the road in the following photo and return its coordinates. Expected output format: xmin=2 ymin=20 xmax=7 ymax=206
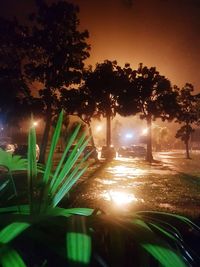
xmin=70 ymin=151 xmax=200 ymax=219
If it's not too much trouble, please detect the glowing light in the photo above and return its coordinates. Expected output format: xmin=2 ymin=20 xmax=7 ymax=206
xmin=95 ymin=178 xmax=116 ymax=185
xmin=107 ymin=164 xmax=147 ymax=176
xmin=125 ymin=133 xmax=133 ymax=139
xmin=102 ymin=190 xmax=138 ymax=206
xmin=142 ymin=128 xmax=148 ymax=135
xmin=32 ymin=121 xmax=38 ymax=127
xmin=96 ymin=125 xmax=102 ymax=132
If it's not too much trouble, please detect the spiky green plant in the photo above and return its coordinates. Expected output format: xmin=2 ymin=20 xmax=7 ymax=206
xmin=0 ymin=148 xmax=28 ymax=211
xmin=0 ymin=111 xmax=199 ymax=267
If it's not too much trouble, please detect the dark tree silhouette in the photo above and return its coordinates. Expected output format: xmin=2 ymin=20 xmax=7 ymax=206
xmin=83 ymin=60 xmax=123 ymax=151
xmin=116 ymin=63 xmax=140 ymax=122
xmin=61 ymin=87 xmax=97 ymax=146
xmin=25 ymin=0 xmax=90 ymax=163
xmin=0 ymin=18 xmax=30 ymax=131
xmin=135 ymin=64 xmax=178 ymax=162
xmin=175 ymin=83 xmax=199 ymax=159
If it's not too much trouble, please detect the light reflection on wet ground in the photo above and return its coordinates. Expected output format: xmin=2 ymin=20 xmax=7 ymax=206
xmin=72 ymin=151 xmax=200 ymax=218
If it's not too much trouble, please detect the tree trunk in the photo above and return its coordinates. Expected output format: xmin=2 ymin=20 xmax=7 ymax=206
xmin=88 ymin=123 xmax=95 ymax=148
xmin=39 ymin=107 xmax=52 ymax=164
xmin=185 ymin=140 xmax=190 ymax=159
xmin=146 ymin=116 xmax=153 ymax=162
xmin=106 ymin=114 xmax=111 ymax=147
xmin=88 ymin=123 xmax=98 ymax=161
xmin=185 ymin=123 xmax=191 ymax=159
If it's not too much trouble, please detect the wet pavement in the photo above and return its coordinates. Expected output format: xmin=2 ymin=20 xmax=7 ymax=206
xmin=71 ymin=151 xmax=200 ymax=219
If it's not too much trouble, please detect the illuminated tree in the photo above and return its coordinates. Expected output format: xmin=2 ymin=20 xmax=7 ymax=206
xmin=133 ymin=64 xmax=178 ymax=162
xmin=175 ymin=83 xmax=199 ymax=159
xmin=83 ymin=60 xmax=123 ymax=150
xmin=25 ymin=0 xmax=90 ymax=162
xmin=116 ymin=63 xmax=140 ymax=130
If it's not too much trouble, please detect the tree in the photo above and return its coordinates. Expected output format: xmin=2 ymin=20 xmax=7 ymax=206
xmin=0 ymin=17 xmax=30 ymax=132
xmin=117 ymin=63 xmax=139 ymax=111
xmin=25 ymin=0 xmax=90 ymax=163
xmin=175 ymin=83 xmax=199 ymax=159
xmin=135 ymin=64 xmax=178 ymax=162
xmin=61 ymin=88 xmax=97 ymax=149
xmin=116 ymin=63 xmax=140 ymax=132
xmin=152 ymin=125 xmax=170 ymax=151
xmin=83 ymin=60 xmax=123 ymax=151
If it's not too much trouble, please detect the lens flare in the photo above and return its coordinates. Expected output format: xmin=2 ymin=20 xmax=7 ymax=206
xmin=102 ymin=190 xmax=138 ymax=206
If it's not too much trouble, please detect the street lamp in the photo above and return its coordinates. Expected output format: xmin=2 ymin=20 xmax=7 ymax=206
xmin=96 ymin=125 xmax=102 ymax=132
xmin=32 ymin=121 xmax=38 ymax=127
xmin=125 ymin=133 xmax=133 ymax=139
xmin=142 ymin=128 xmax=148 ymax=135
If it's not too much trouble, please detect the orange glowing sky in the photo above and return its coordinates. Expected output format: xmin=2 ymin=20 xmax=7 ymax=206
xmin=1 ymin=0 xmax=200 ymax=90
xmin=74 ymin=0 xmax=200 ymax=90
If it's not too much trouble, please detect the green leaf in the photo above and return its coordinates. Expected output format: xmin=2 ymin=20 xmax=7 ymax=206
xmin=28 ymin=120 xmax=37 ymax=214
xmin=67 ymin=233 xmax=91 ymax=265
xmin=66 ymin=216 xmax=91 ymax=265
xmin=148 ymin=223 xmax=179 ymax=242
xmin=43 ymin=110 xmax=63 ymax=185
xmin=50 ymin=132 xmax=89 ymax=195
xmin=0 ymin=222 xmax=30 ymax=244
xmin=50 ymin=124 xmax=81 ymax=190
xmin=137 ymin=211 xmax=200 ymax=231
xmin=0 ymin=205 xmax=29 ymax=215
xmin=53 ymin=165 xmax=88 ymax=207
xmin=0 ymin=180 xmax=10 ymax=194
xmin=0 ymin=247 xmax=26 ymax=267
xmin=47 ymin=208 xmax=94 ymax=217
xmin=0 ymin=149 xmax=27 ymax=172
xmin=142 ymin=244 xmax=187 ymax=267
xmin=38 ymin=111 xmax=64 ymax=212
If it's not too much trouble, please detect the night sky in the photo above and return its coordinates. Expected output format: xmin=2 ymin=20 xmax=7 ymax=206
xmin=1 ymin=0 xmax=200 ymax=90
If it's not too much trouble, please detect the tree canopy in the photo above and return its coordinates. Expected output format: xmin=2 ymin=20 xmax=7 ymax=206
xmin=24 ymin=0 xmax=90 ymax=162
xmin=0 ymin=18 xmax=30 ymax=128
xmin=175 ymin=83 xmax=199 ymax=159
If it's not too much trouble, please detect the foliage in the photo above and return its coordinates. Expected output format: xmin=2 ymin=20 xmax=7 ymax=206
xmin=116 ymin=63 xmax=139 ymax=117
xmin=22 ymin=0 xmax=90 ymax=162
xmin=175 ymin=84 xmax=199 ymax=159
xmin=129 ymin=64 xmax=178 ymax=161
xmin=0 ymin=17 xmax=30 ymax=128
xmin=0 ymin=149 xmax=29 ymax=209
xmin=61 ymin=88 xmax=96 ymax=126
xmin=83 ymin=61 xmax=118 ymax=118
xmin=0 ymin=149 xmax=27 ymax=173
xmin=176 ymin=125 xmax=194 ymax=143
xmin=82 ymin=60 xmax=126 ymax=147
xmin=133 ymin=64 xmax=177 ymax=121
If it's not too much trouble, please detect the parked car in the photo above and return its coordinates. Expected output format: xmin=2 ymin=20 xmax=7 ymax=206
xmin=131 ymin=145 xmax=146 ymax=157
xmin=118 ymin=145 xmax=146 ymax=158
xmin=66 ymin=145 xmax=98 ymax=160
xmin=101 ymin=146 xmax=116 ymax=158
xmin=118 ymin=146 xmax=134 ymax=157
